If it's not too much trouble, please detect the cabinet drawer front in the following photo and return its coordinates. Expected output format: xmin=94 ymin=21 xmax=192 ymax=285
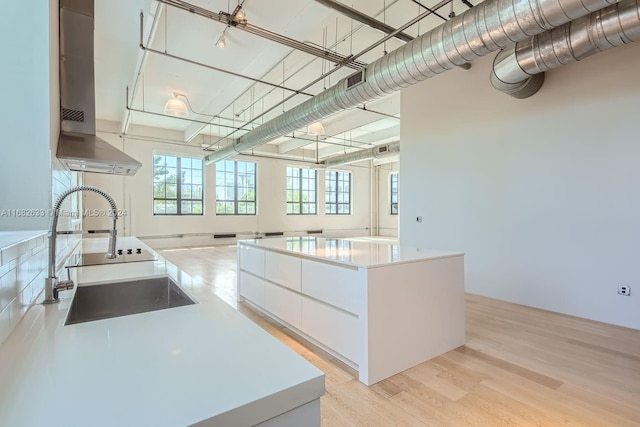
xmin=265 ymin=252 xmax=302 ymax=291
xmin=301 ymin=260 xmax=363 ymax=314
xmin=301 ymin=298 xmax=360 ymax=364
xmin=239 ymin=271 xmax=265 ymax=307
xmin=265 ymin=282 xmax=302 ymax=329
xmin=238 ymin=245 xmax=265 ymax=277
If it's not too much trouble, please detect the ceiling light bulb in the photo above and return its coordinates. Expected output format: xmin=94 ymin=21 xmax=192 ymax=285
xmin=235 ymin=8 xmax=246 ymax=22
xmin=164 ymin=95 xmax=188 ymax=117
xmin=216 ymin=35 xmax=226 ymax=48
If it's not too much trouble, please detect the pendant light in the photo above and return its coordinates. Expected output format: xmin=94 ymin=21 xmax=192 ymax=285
xmin=164 ymin=92 xmax=189 ymax=117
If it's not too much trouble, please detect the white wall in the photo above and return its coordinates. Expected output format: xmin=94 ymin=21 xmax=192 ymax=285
xmin=376 ymin=161 xmax=399 ymax=237
xmin=0 ymin=0 xmax=53 ymax=231
xmin=84 ymin=122 xmax=372 ymax=248
xmin=0 ymin=0 xmax=83 ymax=346
xmin=400 ymin=42 xmax=640 ymax=330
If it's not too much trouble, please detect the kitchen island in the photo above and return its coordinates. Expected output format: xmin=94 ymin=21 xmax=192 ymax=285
xmin=237 ymin=236 xmax=465 ymax=386
xmin=0 ymin=237 xmax=324 ymax=427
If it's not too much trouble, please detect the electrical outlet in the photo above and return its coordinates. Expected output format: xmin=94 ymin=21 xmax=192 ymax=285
xmin=618 ymin=285 xmax=631 ymax=296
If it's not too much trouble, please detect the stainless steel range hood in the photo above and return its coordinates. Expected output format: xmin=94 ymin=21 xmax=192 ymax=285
xmin=57 ymin=0 xmax=141 ymax=176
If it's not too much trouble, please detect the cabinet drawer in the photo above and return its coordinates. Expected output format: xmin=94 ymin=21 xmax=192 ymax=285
xmin=238 ymin=245 xmax=265 ymax=277
xmin=301 ymin=298 xmax=361 ymax=364
xmin=264 ymin=282 xmax=302 ymax=329
xmin=301 ymin=260 xmax=364 ymax=314
xmin=265 ymin=251 xmax=302 ymax=291
xmin=239 ymin=271 xmax=265 ymax=307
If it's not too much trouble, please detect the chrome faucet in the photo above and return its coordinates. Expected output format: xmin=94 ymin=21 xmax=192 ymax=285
xmin=43 ymin=185 xmax=119 ymax=304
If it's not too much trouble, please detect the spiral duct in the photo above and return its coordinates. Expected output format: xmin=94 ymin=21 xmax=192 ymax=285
xmin=204 ymin=0 xmax=621 ymax=164
xmin=491 ymin=0 xmax=640 ymax=98
xmin=323 ymin=141 xmax=400 ymax=167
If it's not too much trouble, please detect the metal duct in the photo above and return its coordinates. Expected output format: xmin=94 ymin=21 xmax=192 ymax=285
xmin=204 ymin=0 xmax=620 ymax=165
xmin=491 ymin=0 xmax=640 ymax=98
xmin=323 ymin=141 xmax=400 ymax=167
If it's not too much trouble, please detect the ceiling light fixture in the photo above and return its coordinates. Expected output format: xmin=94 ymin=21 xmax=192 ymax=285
xmin=233 ymin=7 xmax=247 ymax=23
xmin=307 ymin=122 xmax=325 ymax=136
xmin=164 ymin=92 xmax=189 ymax=117
xmin=216 ymin=34 xmax=226 ymax=48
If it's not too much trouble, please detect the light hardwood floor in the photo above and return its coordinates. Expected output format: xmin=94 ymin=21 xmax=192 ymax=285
xmin=160 ymin=245 xmax=640 ymax=426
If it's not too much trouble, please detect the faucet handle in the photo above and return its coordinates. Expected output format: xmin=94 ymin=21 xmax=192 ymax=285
xmin=56 ymin=280 xmax=75 ymax=292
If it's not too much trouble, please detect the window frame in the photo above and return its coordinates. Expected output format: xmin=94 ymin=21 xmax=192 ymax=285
xmin=153 ymin=154 xmax=204 ymax=216
xmin=286 ymin=166 xmax=317 ymax=215
xmin=325 ymin=170 xmax=351 ymax=215
xmin=215 ymin=160 xmax=257 ymax=215
xmin=390 ymin=172 xmax=398 ymax=215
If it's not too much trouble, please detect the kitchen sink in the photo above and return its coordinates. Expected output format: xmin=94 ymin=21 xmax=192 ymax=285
xmin=65 ymin=276 xmax=196 ymax=325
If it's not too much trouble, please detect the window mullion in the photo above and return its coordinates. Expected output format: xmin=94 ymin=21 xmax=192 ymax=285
xmin=299 ymin=173 xmax=303 ymax=214
xmin=234 ymin=162 xmax=238 ymax=215
xmin=337 ymin=174 xmax=340 ymax=208
xmin=176 ymin=159 xmax=182 ymax=215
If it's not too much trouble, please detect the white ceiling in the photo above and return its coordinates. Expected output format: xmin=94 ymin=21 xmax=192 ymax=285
xmin=94 ymin=0 xmax=469 ymax=161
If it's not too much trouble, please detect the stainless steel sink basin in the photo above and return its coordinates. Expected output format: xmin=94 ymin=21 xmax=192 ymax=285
xmin=65 ymin=276 xmax=196 ymax=325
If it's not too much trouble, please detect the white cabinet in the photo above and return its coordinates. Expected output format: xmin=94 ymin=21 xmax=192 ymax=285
xmin=301 ymin=260 xmax=363 ymax=315
xmin=265 ymin=281 xmax=302 ymax=329
xmin=266 ymin=251 xmax=302 ymax=291
xmin=300 ymin=298 xmax=360 ymax=364
xmin=238 ymin=245 xmax=265 ymax=277
xmin=239 ymin=271 xmax=265 ymax=307
xmin=237 ymin=239 xmax=465 ymax=386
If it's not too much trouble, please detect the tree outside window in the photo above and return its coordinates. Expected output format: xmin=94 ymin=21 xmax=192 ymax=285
xmin=325 ymin=170 xmax=351 ymax=215
xmin=216 ymin=160 xmax=256 ymax=215
xmin=286 ymin=166 xmax=316 ymax=214
xmin=153 ymin=155 xmax=203 ymax=215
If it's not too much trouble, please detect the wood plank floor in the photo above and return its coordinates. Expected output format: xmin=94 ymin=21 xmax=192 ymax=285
xmin=160 ymin=245 xmax=640 ymax=426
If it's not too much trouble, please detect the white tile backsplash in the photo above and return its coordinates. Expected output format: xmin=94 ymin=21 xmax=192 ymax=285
xmin=0 ymin=232 xmax=48 ymax=345
xmin=0 ymin=268 xmax=17 ymax=309
xmin=0 ymin=306 xmax=9 ymax=345
xmin=0 ymin=156 xmax=80 ymax=346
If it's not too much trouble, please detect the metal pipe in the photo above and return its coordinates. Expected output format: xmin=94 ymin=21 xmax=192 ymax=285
xmin=323 ymin=141 xmax=400 ymax=167
xmin=491 ymin=0 xmax=640 ymax=98
xmin=156 ymin=0 xmax=366 ymax=69
xmin=205 ymin=0 xmax=620 ymax=164
xmin=313 ymin=0 xmax=415 ymax=42
xmin=122 ymin=4 xmax=165 ymax=134
xmin=203 ymin=0 xmax=454 ymax=153
xmin=138 ymin=23 xmax=315 ymax=96
xmin=409 ymin=0 xmax=449 ymax=21
xmin=44 ymin=186 xmax=119 ymax=304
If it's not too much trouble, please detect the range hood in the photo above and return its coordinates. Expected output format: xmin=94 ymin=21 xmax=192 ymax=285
xmin=57 ymin=0 xmax=141 ymax=176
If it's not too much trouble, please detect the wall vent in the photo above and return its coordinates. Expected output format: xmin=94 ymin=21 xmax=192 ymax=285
xmin=61 ymin=107 xmax=85 ymax=122
xmin=307 ymin=230 xmax=323 ymax=234
xmin=346 ymin=70 xmax=366 ymax=89
xmin=264 ymin=232 xmax=284 ymax=237
xmin=378 ymin=145 xmax=388 ymax=153
xmin=213 ymin=233 xmax=236 ymax=239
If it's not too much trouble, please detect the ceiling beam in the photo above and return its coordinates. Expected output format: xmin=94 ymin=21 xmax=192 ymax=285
xmin=313 ymin=0 xmax=414 ymax=43
xmin=317 ymin=124 xmax=400 ymax=157
xmin=120 ymin=2 xmax=164 ymax=134
xmin=277 ymin=94 xmax=400 ymax=154
xmin=278 ymin=137 xmax=316 ymax=154
xmin=157 ymin=0 xmax=366 ymax=69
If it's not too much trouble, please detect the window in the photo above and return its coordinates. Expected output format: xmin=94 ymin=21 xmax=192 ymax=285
xmin=216 ymin=160 xmax=256 ymax=215
xmin=325 ymin=170 xmax=351 ymax=215
xmin=153 ymin=154 xmax=203 ymax=215
xmin=286 ymin=166 xmax=316 ymax=214
xmin=390 ymin=172 xmax=398 ymax=215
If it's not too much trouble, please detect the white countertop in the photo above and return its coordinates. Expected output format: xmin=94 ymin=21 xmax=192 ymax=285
xmin=239 ymin=236 xmax=464 ymax=268
xmin=0 ymin=237 xmax=324 ymax=427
